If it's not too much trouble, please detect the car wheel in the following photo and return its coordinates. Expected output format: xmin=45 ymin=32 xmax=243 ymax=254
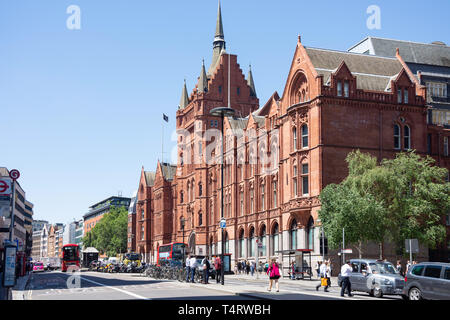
xmin=373 ymin=285 xmax=383 ymax=298
xmin=409 ymin=287 xmax=422 ymax=301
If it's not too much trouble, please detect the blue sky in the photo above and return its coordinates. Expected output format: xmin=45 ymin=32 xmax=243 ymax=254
xmin=1 ymin=0 xmax=449 ymax=223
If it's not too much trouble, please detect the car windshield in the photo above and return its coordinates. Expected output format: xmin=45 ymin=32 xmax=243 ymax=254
xmin=369 ymin=262 xmax=398 ymax=275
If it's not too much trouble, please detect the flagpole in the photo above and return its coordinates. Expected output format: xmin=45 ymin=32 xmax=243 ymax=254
xmin=162 ymin=120 xmax=164 ymax=163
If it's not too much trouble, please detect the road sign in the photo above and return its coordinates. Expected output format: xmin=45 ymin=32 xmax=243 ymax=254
xmin=0 ymin=179 xmax=12 ymax=195
xmin=219 ymin=218 xmax=226 ymax=229
xmin=341 ymin=249 xmax=353 ymax=254
xmin=9 ymin=169 xmax=20 ymax=181
xmin=405 ymin=239 xmax=419 ymax=253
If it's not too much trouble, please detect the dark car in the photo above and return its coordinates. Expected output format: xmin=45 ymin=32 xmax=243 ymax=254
xmin=403 ymin=262 xmax=450 ymax=300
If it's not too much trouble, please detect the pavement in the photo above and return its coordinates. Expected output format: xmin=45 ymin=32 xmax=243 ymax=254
xmin=11 ymin=272 xmax=32 ymax=300
xmin=181 ymin=273 xmax=350 ymax=300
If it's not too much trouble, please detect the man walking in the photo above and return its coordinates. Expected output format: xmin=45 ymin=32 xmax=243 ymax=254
xmin=340 ymin=261 xmax=353 ymax=297
xmin=202 ymin=256 xmax=210 ymax=284
xmin=189 ymin=255 xmax=197 ymax=283
xmin=316 ymin=261 xmax=329 ymax=292
xmin=185 ymin=255 xmax=191 ymax=282
xmin=214 ymin=256 xmax=222 ymax=284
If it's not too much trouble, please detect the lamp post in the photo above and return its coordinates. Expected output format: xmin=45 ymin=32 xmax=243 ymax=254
xmin=180 ymin=217 xmax=186 ymax=264
xmin=210 ymin=106 xmax=235 ymax=285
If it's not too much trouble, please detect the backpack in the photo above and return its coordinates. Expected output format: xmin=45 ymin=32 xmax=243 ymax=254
xmin=205 ymin=259 xmax=210 ymax=269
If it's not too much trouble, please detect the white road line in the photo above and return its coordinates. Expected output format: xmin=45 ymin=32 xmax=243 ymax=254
xmin=78 ymin=276 xmax=151 ymax=300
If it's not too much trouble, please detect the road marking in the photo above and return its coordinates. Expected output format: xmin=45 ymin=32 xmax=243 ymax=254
xmin=78 ymin=275 xmax=151 ymax=300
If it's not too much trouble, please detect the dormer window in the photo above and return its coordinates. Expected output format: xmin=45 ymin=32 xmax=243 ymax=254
xmin=404 ymin=89 xmax=408 ymax=104
xmin=337 ymin=81 xmax=343 ymax=97
xmin=344 ymin=81 xmax=349 ymax=97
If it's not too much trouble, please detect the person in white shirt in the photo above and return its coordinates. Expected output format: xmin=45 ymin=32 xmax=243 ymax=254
xmin=340 ymin=261 xmax=353 ymax=297
xmin=189 ymin=256 xmax=198 ymax=283
xmin=316 ymin=261 xmax=330 ymax=292
xmin=185 ymin=256 xmax=191 ymax=282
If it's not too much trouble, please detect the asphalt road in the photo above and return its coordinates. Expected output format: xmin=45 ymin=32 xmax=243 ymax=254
xmin=26 ymin=270 xmax=255 ymax=300
xmin=24 ymin=270 xmax=402 ymax=301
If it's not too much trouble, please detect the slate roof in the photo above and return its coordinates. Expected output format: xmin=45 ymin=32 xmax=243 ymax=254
xmin=352 ymin=37 xmax=450 ymax=67
xmin=305 ymin=47 xmax=404 ymax=92
xmin=144 ymin=171 xmax=156 ymax=186
xmin=160 ymin=163 xmax=177 ymax=181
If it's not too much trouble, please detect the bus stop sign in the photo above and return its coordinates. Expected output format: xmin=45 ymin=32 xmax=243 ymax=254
xmin=219 ymin=218 xmax=226 ymax=229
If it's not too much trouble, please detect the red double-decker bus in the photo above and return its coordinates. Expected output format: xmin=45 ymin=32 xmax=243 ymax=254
xmin=156 ymin=242 xmax=187 ymax=266
xmin=61 ymin=244 xmax=80 ymax=272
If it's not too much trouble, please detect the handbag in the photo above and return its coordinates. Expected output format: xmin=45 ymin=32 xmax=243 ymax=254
xmin=321 ymin=277 xmax=328 ymax=286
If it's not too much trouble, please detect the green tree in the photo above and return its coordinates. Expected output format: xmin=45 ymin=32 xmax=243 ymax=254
xmin=82 ymin=206 xmax=128 ymax=257
xmin=319 ymin=150 xmax=450 ymax=258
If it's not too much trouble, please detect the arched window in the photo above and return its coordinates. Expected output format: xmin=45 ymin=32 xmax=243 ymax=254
xmin=306 ymin=217 xmax=314 ymax=250
xmin=394 ymin=124 xmax=401 ymax=150
xmin=259 ymin=225 xmax=266 ymax=256
xmin=239 ymin=229 xmax=245 ymax=258
xmin=290 ymin=219 xmax=297 ymax=250
xmin=198 ymin=183 xmax=203 ymax=197
xmin=249 ymin=227 xmax=255 ymax=257
xmin=301 ymin=124 xmax=308 ymax=149
xmin=198 ymin=211 xmax=203 ymax=226
xmin=271 ymin=223 xmax=279 ymax=256
xmin=180 ymin=191 xmax=184 ymax=203
xmin=404 ymin=125 xmax=411 ymax=150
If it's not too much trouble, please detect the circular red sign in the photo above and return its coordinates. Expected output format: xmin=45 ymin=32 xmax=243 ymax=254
xmin=9 ymin=169 xmax=20 ymax=180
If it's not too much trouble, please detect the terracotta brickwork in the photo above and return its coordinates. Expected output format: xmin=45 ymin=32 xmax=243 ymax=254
xmin=130 ymin=5 xmax=450 ymax=266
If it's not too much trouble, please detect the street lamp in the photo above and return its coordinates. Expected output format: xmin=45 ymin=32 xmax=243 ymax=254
xmin=180 ymin=217 xmax=186 ymax=263
xmin=210 ymin=106 xmax=235 ymax=285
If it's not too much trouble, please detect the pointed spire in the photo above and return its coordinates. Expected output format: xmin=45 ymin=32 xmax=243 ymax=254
xmin=247 ymin=64 xmax=257 ymax=97
xmin=215 ymin=0 xmax=224 ymax=39
xmin=198 ymin=59 xmax=208 ymax=93
xmin=209 ymin=0 xmax=226 ymax=75
xmin=179 ymin=79 xmax=189 ymax=109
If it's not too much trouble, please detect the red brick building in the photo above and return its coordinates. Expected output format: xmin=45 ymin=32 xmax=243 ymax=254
xmin=131 ymin=3 xmax=450 ymax=267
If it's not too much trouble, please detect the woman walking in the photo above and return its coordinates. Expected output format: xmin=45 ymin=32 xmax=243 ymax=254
xmin=267 ymin=259 xmax=281 ymax=292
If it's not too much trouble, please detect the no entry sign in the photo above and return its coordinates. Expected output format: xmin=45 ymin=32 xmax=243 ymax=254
xmin=0 ymin=178 xmax=12 ymax=195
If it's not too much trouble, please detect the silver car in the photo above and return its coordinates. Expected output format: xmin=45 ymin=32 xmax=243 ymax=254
xmin=338 ymin=259 xmax=407 ymax=299
xmin=403 ymin=262 xmax=450 ymax=300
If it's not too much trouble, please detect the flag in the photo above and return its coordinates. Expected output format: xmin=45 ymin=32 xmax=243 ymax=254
xmin=163 ymin=114 xmax=169 ymax=122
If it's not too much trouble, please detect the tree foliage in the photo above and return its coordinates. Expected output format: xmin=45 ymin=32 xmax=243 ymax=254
xmin=319 ymin=150 xmax=450 ymax=257
xmin=82 ymin=206 xmax=128 ymax=257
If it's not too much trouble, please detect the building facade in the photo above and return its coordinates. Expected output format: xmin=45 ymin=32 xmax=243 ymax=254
xmin=130 ymin=4 xmax=450 ymax=269
xmin=83 ymin=196 xmax=131 ymax=236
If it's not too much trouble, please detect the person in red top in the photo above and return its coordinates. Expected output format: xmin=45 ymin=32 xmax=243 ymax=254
xmin=214 ymin=257 xmax=222 ymax=284
xmin=267 ymin=258 xmax=281 ymax=292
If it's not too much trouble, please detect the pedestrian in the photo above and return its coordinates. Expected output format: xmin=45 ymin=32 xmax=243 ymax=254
xmin=316 ymin=261 xmax=329 ymax=291
xmin=214 ymin=256 xmax=222 ymax=283
xmin=246 ymin=261 xmax=250 ymax=275
xmin=189 ymin=255 xmax=197 ymax=283
xmin=264 ymin=262 xmax=269 ymax=273
xmin=316 ymin=261 xmax=322 ymax=278
xmin=185 ymin=255 xmax=191 ymax=282
xmin=406 ymin=260 xmax=411 ymax=274
xmin=250 ymin=261 xmax=255 ymax=276
xmin=340 ymin=260 xmax=353 ymax=297
xmin=234 ymin=262 xmax=238 ymax=275
xmin=238 ymin=261 xmax=242 ymax=274
xmin=259 ymin=261 xmax=263 ymax=274
xmin=201 ymin=256 xmax=210 ymax=284
xmin=290 ymin=261 xmax=296 ymax=280
xmin=267 ymin=258 xmax=281 ymax=292
xmin=396 ymin=260 xmax=403 ymax=277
